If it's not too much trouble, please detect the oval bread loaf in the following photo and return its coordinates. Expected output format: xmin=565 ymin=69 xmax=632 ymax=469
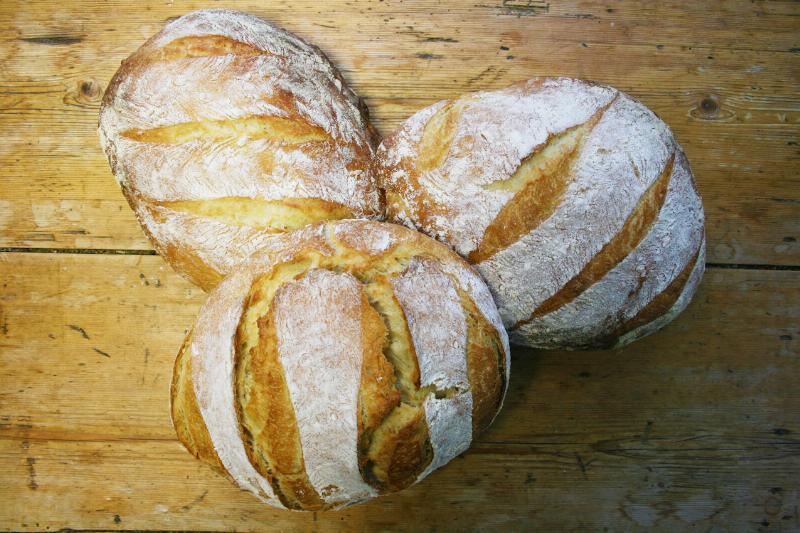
xmin=170 ymin=220 xmax=510 ymax=510
xmin=99 ymin=9 xmax=382 ymax=290
xmin=377 ymin=77 xmax=706 ymax=349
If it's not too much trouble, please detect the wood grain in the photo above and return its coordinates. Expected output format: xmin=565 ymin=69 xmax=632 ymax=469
xmin=1 ymin=1 xmax=799 ymax=530
xmin=0 ymin=1 xmax=798 ymax=265
xmin=0 ymin=253 xmax=798 ymax=530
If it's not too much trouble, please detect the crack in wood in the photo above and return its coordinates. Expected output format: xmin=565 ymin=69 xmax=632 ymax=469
xmin=26 ymin=457 xmax=38 ymax=490
xmin=67 ymin=325 xmax=89 ymax=340
xmin=20 ymin=35 xmax=83 ymax=45
xmin=92 ymin=347 xmax=110 ymax=358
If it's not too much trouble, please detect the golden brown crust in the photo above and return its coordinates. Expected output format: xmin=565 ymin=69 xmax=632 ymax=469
xmin=456 ymin=289 xmax=506 ymax=436
xmin=356 ymin=291 xmax=402 ymax=488
xmin=376 ymin=114 xmax=454 ymax=239
xmin=154 ymin=197 xmax=354 ymax=232
xmin=363 ymin=405 xmax=432 ymax=491
xmin=469 ymin=98 xmax=616 ymax=264
xmin=119 ymin=187 xmax=225 ymax=291
xmin=234 ymin=275 xmax=326 ymax=510
xmin=99 ymin=12 xmax=383 ymax=292
xmin=378 ymin=78 xmax=704 ymax=350
xmin=357 ymin=291 xmax=401 ymax=432
xmin=602 ymin=243 xmax=703 ymax=347
xmin=514 ymin=152 xmax=676 ymax=329
xmin=161 ymin=242 xmax=224 ymax=292
xmin=171 ymin=220 xmax=510 ymax=509
xmin=170 ymin=331 xmax=225 ymax=473
xmin=359 ymin=276 xmax=431 ymax=492
xmin=382 ymin=171 xmax=451 ymax=241
xmin=134 ymin=35 xmax=267 ymax=64
xmin=417 ymin=99 xmax=467 ymax=172
xmin=120 ymin=114 xmax=331 ymax=145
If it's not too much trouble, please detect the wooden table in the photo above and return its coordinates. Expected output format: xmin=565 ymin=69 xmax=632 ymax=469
xmin=1 ymin=1 xmax=798 ymax=530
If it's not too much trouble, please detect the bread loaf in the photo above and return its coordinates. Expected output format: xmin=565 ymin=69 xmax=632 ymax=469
xmin=99 ymin=10 xmax=382 ymax=290
xmin=377 ymin=77 xmax=705 ymax=349
xmin=170 ymin=220 xmax=510 ymax=510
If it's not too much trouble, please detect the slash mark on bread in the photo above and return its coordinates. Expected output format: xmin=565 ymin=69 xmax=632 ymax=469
xmin=469 ymin=95 xmax=618 ymax=264
xmin=238 ymin=297 xmax=325 ymax=510
xmin=231 ymin=249 xmax=430 ymax=506
xmin=121 ymin=114 xmax=330 ymax=145
xmin=417 ymin=99 xmax=471 ymax=172
xmin=360 ymin=280 xmax=433 ymax=492
xmin=170 ymin=329 xmax=226 ymax=473
xmin=604 ymin=243 xmax=703 ymax=345
xmin=154 ymin=197 xmax=353 ymax=232
xmin=138 ymin=35 xmax=269 ymax=63
xmin=235 ymin=263 xmax=329 ymax=509
xmin=172 ymin=224 xmax=509 ymax=509
xmin=514 ymin=151 xmax=676 ymax=329
xmin=454 ymin=287 xmax=506 ymax=436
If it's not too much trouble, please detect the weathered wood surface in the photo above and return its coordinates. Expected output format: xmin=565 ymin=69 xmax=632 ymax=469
xmin=1 ymin=0 xmax=799 ymax=531
xmin=0 ymin=255 xmax=798 ymax=530
xmin=0 ymin=0 xmax=798 ymax=264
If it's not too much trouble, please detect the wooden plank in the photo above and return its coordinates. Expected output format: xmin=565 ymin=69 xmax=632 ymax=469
xmin=0 ymin=252 xmax=798 ymax=529
xmin=1 ymin=1 xmax=798 ymax=265
xmin=0 ymin=253 xmax=798 ymax=443
xmin=2 ymin=438 xmax=798 ymax=531
xmin=1 ymin=1 xmax=799 ymax=530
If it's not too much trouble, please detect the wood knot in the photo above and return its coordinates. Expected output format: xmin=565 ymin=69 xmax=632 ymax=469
xmin=689 ymin=94 xmax=733 ymax=121
xmin=63 ymin=78 xmax=103 ymax=108
xmin=700 ymin=96 xmax=718 ymax=114
xmin=80 ymin=80 xmax=100 ymax=98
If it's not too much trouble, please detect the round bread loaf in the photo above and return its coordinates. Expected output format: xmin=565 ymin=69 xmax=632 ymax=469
xmin=170 ymin=220 xmax=510 ymax=510
xmin=99 ymin=10 xmax=382 ymax=290
xmin=377 ymin=77 xmax=706 ymax=350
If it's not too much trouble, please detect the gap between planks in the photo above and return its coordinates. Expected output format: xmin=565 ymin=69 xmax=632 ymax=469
xmin=0 ymin=247 xmax=799 ymax=271
xmin=28 ymin=530 xmax=218 ymax=533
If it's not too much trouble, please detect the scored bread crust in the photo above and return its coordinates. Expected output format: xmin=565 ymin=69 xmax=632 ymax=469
xmin=377 ymin=77 xmax=706 ymax=349
xmin=99 ymin=9 xmax=383 ymax=290
xmin=169 ymin=220 xmax=510 ymax=510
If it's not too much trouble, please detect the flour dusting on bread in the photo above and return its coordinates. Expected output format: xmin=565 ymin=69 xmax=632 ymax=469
xmin=99 ymin=9 xmax=381 ymax=291
xmin=378 ymin=77 xmax=705 ymax=349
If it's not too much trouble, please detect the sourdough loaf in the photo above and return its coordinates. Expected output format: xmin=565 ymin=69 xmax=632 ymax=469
xmin=377 ymin=77 xmax=706 ymax=349
xmin=170 ymin=220 xmax=510 ymax=510
xmin=99 ymin=9 xmax=382 ymax=290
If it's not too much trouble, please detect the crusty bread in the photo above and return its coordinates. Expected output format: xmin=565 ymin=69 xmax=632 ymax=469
xmin=99 ymin=9 xmax=383 ymax=290
xmin=170 ymin=220 xmax=510 ymax=510
xmin=376 ymin=77 xmax=705 ymax=349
